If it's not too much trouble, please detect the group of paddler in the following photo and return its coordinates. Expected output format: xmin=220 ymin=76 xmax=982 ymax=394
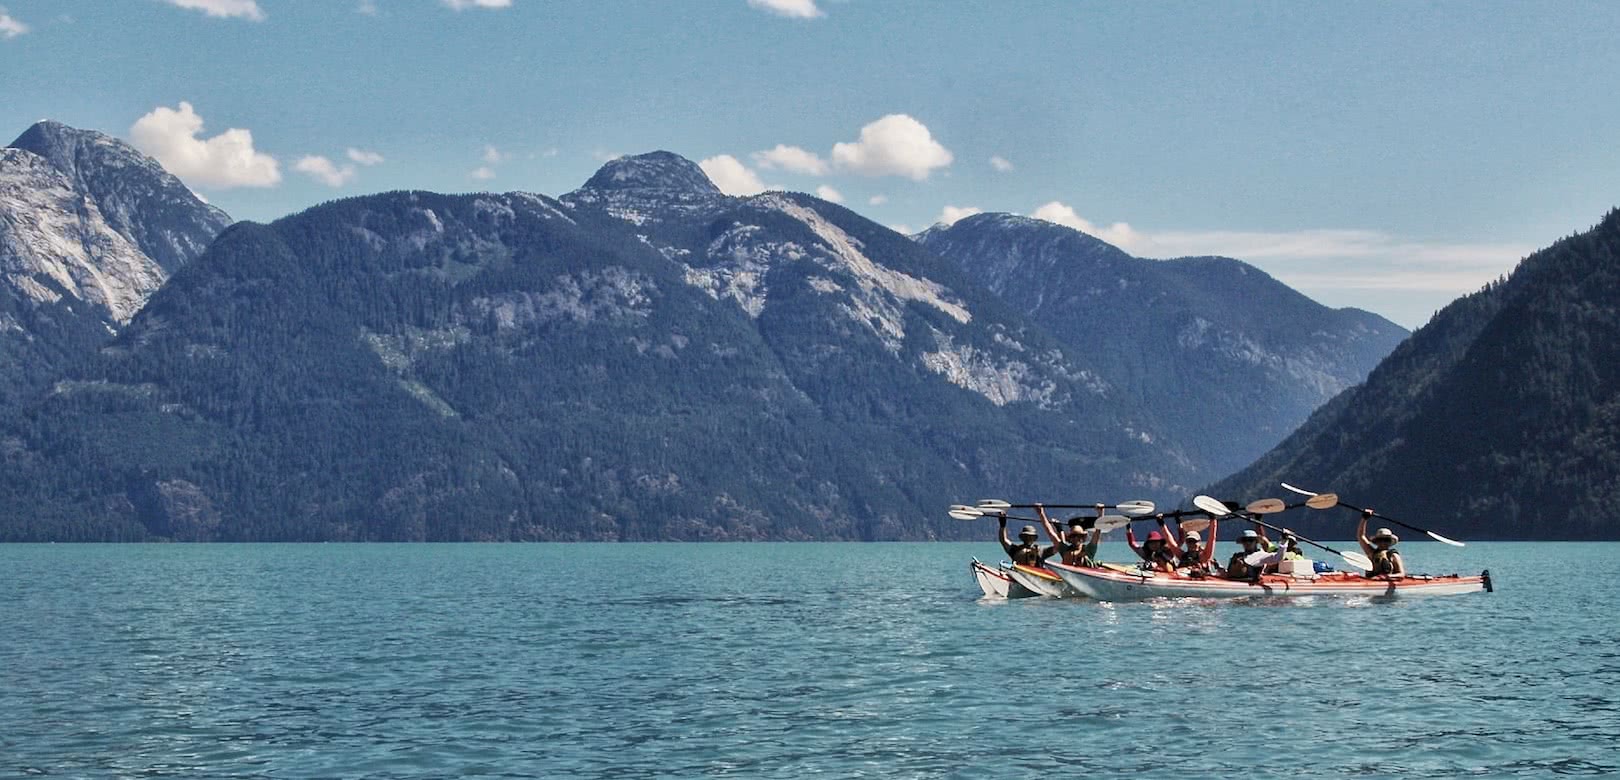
xmin=959 ymin=483 xmax=1454 ymax=583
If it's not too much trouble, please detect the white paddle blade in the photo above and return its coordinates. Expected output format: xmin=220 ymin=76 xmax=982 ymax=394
xmin=1178 ymin=518 xmax=1212 ymax=534
xmin=1246 ymin=498 xmax=1287 ymax=514
xmin=1244 ymin=548 xmax=1282 ymax=567
xmin=976 ymin=499 xmax=1012 ymax=510
xmin=949 ymin=510 xmax=983 ymax=521
xmin=1115 ymin=500 xmax=1155 ymax=516
xmin=949 ymin=504 xmax=984 ymax=515
xmin=1094 ymin=515 xmax=1130 ymax=532
xmin=1339 ymin=551 xmax=1374 ymax=571
xmin=1427 ymin=531 xmax=1466 ymax=547
xmin=1280 ymin=482 xmax=1318 ymax=497
xmin=1305 ymin=493 xmax=1339 ymax=510
xmin=1192 ymin=495 xmax=1232 ymax=516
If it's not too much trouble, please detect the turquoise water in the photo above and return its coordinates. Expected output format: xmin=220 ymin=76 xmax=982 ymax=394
xmin=0 ymin=542 xmax=1614 ymax=778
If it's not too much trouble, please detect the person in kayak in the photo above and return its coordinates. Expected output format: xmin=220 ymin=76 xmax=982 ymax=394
xmin=1224 ymin=529 xmax=1265 ymax=580
xmin=998 ymin=516 xmax=1055 ymax=567
xmin=1035 ymin=505 xmax=1099 ymax=567
xmin=1254 ymin=526 xmax=1305 ymax=573
xmin=1357 ymin=510 xmax=1407 ymax=578
xmin=1177 ymin=525 xmax=1216 ymax=576
xmin=1126 ymin=516 xmax=1181 ymax=571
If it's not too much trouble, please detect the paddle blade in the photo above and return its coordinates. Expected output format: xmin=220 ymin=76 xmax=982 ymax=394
xmin=1280 ymin=482 xmax=1318 ymax=497
xmin=1246 ymin=498 xmax=1287 ymax=514
xmin=1192 ymin=495 xmax=1232 ymax=516
xmin=1178 ymin=518 xmax=1212 ymax=534
xmin=1339 ymin=551 xmax=1374 ymax=571
xmin=949 ymin=504 xmax=984 ymax=515
xmin=1427 ymin=531 xmax=1467 ymax=547
xmin=949 ymin=510 xmax=983 ymax=521
xmin=976 ymin=499 xmax=1011 ymax=510
xmin=1094 ymin=515 xmax=1130 ymax=532
xmin=1305 ymin=493 xmax=1339 ymax=509
xmin=1115 ymin=499 xmax=1156 ymax=516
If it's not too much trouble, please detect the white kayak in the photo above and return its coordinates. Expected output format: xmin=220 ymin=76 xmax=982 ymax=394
xmin=1049 ymin=561 xmax=1493 ymax=602
xmin=1005 ymin=563 xmax=1068 ymax=599
xmin=970 ymin=558 xmax=1012 ymax=599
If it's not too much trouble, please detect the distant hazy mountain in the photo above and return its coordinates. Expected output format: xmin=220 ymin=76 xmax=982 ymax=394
xmin=1213 ymin=210 xmax=1620 ymax=539
xmin=916 ymin=213 xmax=1407 ymax=476
xmin=0 ymin=122 xmax=230 ymax=408
xmin=1 ymin=153 xmax=1219 ymax=541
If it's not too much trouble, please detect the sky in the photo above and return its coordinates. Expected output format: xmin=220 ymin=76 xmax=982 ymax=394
xmin=3 ymin=0 xmax=1618 ymax=328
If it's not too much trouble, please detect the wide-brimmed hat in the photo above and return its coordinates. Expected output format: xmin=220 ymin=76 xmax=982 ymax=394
xmin=1019 ymin=525 xmax=1039 ymax=538
xmin=1372 ymin=527 xmax=1399 ymax=544
xmin=1183 ymin=531 xmax=1202 ymax=543
xmin=1239 ymin=529 xmax=1260 ymax=542
xmin=1146 ymin=530 xmax=1165 ymax=542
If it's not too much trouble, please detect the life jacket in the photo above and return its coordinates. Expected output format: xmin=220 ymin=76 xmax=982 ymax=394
xmin=1012 ymin=542 xmax=1044 ymax=567
xmin=1226 ymin=551 xmax=1256 ymax=579
xmin=1369 ymin=547 xmax=1401 ymax=576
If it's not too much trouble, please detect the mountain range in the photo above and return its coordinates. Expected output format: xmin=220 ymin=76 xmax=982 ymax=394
xmin=0 ymin=123 xmax=1407 ymax=541
xmin=1213 ymin=209 xmax=1620 ymax=539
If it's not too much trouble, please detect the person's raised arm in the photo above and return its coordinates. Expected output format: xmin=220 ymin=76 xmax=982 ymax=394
xmin=1201 ymin=518 xmax=1219 ymax=565
xmin=998 ymin=516 xmax=1015 ymax=556
xmin=1356 ymin=510 xmax=1374 ymax=558
xmin=1036 ymin=505 xmax=1062 ymax=547
xmin=1126 ymin=524 xmax=1146 ymax=561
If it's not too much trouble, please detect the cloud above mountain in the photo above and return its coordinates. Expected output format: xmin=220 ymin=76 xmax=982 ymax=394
xmin=129 ymin=102 xmax=280 ymax=189
xmin=699 ymin=154 xmax=766 ymax=195
xmin=162 ymin=0 xmax=265 ymax=21
xmin=832 ymin=114 xmax=952 ymax=180
xmin=747 ymin=0 xmax=823 ymax=19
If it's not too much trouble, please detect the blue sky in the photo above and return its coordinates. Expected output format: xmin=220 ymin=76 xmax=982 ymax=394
xmin=3 ymin=0 xmax=1617 ymax=327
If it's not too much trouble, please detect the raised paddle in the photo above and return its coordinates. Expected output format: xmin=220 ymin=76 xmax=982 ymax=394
xmin=976 ymin=499 xmax=1156 ymax=516
xmin=1280 ymin=483 xmax=1466 ymax=547
xmin=1193 ymin=495 xmax=1373 ymax=572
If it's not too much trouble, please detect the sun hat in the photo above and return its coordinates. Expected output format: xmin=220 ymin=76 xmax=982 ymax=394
xmin=1372 ymin=527 xmax=1399 ymax=544
xmin=1146 ymin=530 xmax=1164 ymax=542
xmin=1183 ymin=531 xmax=1202 ymax=542
xmin=1019 ymin=525 xmax=1039 ymax=538
xmin=1239 ymin=529 xmax=1260 ymax=541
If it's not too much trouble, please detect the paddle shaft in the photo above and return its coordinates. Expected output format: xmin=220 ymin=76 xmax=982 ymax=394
xmin=1331 ymin=499 xmax=1441 ymax=540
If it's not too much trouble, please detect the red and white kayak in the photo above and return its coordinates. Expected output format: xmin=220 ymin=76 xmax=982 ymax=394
xmin=1049 ymin=561 xmax=1493 ymax=601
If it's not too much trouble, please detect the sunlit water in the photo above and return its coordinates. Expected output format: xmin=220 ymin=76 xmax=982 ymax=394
xmin=1 ymin=542 xmax=1615 ymax=778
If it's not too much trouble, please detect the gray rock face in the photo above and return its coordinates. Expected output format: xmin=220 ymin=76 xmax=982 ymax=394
xmin=917 ymin=212 xmax=1409 ymax=475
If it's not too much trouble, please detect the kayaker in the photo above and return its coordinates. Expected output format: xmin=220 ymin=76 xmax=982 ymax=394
xmin=1357 ymin=510 xmax=1407 ymax=578
xmin=1177 ymin=525 xmax=1216 ymax=576
xmin=1036 ymin=505 xmax=1099 ymax=567
xmin=998 ymin=516 xmax=1054 ymax=567
xmin=1126 ymin=517 xmax=1180 ymax=571
xmin=1224 ymin=529 xmax=1265 ymax=580
xmin=1255 ymin=526 xmax=1305 ymax=573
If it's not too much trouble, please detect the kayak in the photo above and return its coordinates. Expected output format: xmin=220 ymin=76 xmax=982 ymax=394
xmin=970 ymin=558 xmax=1012 ymax=599
xmin=1006 ymin=563 xmax=1068 ymax=599
xmin=1049 ymin=561 xmax=1493 ymax=601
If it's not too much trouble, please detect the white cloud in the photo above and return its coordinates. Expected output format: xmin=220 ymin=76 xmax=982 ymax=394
xmin=357 ymin=0 xmax=378 ymax=14
xmin=481 ymin=144 xmax=507 ymax=164
xmin=469 ymin=166 xmax=496 ymax=181
xmin=129 ymin=102 xmax=280 ymax=189
xmin=698 ymin=154 xmax=767 ymax=196
xmin=934 ymin=205 xmax=982 ymax=226
xmin=1030 ymin=201 xmax=1141 ymax=249
xmin=294 ymin=155 xmax=357 ymax=187
xmin=162 ymin=0 xmax=265 ymax=21
xmin=443 ymin=0 xmax=511 ymax=9
xmin=868 ymin=195 xmax=888 ymax=206
xmin=989 ymin=155 xmax=1014 ymax=172
xmin=747 ymin=0 xmax=823 ymax=19
xmin=346 ymin=147 xmax=384 ymax=166
xmin=752 ymin=144 xmax=829 ymax=176
xmin=815 ymin=185 xmax=843 ymax=204
xmin=831 ymin=114 xmax=953 ymax=180
xmin=0 ymin=6 xmax=29 ymax=38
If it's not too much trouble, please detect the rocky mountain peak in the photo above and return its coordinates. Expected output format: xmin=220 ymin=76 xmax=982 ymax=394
xmin=580 ymin=151 xmax=720 ymax=196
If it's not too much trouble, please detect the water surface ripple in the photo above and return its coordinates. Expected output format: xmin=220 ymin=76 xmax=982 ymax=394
xmin=1 ymin=542 xmax=1614 ymax=778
